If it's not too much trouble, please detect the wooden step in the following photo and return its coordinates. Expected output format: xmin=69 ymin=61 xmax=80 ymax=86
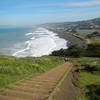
xmin=0 ymin=95 xmax=27 ymax=100
xmin=10 ymin=85 xmax=51 ymax=94
xmin=25 ymin=80 xmax=57 ymax=85
xmin=23 ymin=82 xmax=56 ymax=87
xmin=30 ymin=79 xmax=57 ymax=83
xmin=18 ymin=83 xmax=55 ymax=89
xmin=3 ymin=89 xmax=48 ymax=100
xmin=0 ymin=62 xmax=71 ymax=100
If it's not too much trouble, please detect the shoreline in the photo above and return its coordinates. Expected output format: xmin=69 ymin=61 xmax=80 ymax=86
xmin=46 ymin=28 xmax=87 ymax=48
xmin=13 ymin=28 xmax=67 ymax=57
xmin=0 ymin=27 xmax=87 ymax=57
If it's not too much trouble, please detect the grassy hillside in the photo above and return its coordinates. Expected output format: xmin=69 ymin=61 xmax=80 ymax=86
xmin=48 ymin=28 xmax=100 ymax=100
xmin=71 ymin=57 xmax=100 ymax=100
xmin=91 ymin=37 xmax=100 ymax=43
xmin=0 ymin=55 xmax=64 ymax=88
xmin=86 ymin=31 xmax=100 ymax=44
xmin=42 ymin=18 xmax=100 ymax=30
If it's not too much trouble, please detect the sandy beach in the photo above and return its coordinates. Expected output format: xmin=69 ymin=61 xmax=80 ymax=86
xmin=47 ymin=28 xmax=87 ymax=48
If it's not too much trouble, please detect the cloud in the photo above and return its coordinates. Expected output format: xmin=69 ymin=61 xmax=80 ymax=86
xmin=8 ymin=0 xmax=100 ymax=9
xmin=27 ymin=0 xmax=100 ymax=7
xmin=66 ymin=0 xmax=100 ymax=7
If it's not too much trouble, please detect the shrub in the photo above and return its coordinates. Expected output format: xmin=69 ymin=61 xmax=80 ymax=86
xmin=87 ymin=31 xmax=100 ymax=38
xmin=51 ymin=43 xmax=100 ymax=57
xmin=86 ymin=84 xmax=100 ymax=100
xmin=67 ymin=45 xmax=85 ymax=57
xmin=51 ymin=45 xmax=85 ymax=57
xmin=51 ymin=49 xmax=66 ymax=57
xmin=86 ymin=44 xmax=100 ymax=57
xmin=82 ymin=64 xmax=99 ymax=73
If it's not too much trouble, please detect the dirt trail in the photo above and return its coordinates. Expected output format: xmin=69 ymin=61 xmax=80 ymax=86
xmin=0 ymin=62 xmax=72 ymax=100
xmin=85 ymin=39 xmax=91 ymax=44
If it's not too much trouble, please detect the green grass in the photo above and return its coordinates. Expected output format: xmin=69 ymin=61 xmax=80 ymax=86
xmin=72 ymin=31 xmax=100 ymax=44
xmin=79 ymin=72 xmax=100 ymax=86
xmin=0 ymin=55 xmax=64 ymax=88
xmin=71 ymin=57 xmax=100 ymax=100
xmin=90 ymin=37 xmax=100 ymax=44
xmin=78 ymin=33 xmax=87 ymax=38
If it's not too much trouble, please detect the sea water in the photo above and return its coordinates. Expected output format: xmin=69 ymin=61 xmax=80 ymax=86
xmin=0 ymin=27 xmax=68 ymax=57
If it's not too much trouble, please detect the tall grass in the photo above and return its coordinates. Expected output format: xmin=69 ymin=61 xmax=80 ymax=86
xmin=0 ymin=55 xmax=63 ymax=88
xmin=71 ymin=57 xmax=100 ymax=100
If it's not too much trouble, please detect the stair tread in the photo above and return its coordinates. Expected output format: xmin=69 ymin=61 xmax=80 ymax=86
xmin=3 ymin=89 xmax=48 ymax=100
xmin=0 ymin=95 xmax=27 ymax=100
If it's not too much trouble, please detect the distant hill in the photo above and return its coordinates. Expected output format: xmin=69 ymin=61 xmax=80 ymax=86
xmin=41 ymin=18 xmax=100 ymax=30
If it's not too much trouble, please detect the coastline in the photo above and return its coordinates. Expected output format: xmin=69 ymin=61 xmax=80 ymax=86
xmin=46 ymin=28 xmax=87 ymax=48
xmin=0 ymin=27 xmax=87 ymax=57
xmin=10 ymin=28 xmax=67 ymax=57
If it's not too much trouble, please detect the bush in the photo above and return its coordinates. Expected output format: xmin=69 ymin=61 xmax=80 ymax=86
xmin=51 ymin=43 xmax=100 ymax=57
xmin=67 ymin=45 xmax=85 ymax=57
xmin=86 ymin=84 xmax=100 ymax=100
xmin=51 ymin=45 xmax=85 ymax=57
xmin=82 ymin=64 xmax=99 ymax=73
xmin=87 ymin=31 xmax=100 ymax=38
xmin=51 ymin=49 xmax=66 ymax=57
xmin=86 ymin=44 xmax=100 ymax=57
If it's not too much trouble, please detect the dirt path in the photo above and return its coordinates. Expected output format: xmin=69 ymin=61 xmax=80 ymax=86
xmin=85 ymin=39 xmax=91 ymax=44
xmin=0 ymin=62 xmax=72 ymax=100
xmin=50 ymin=70 xmax=78 ymax=100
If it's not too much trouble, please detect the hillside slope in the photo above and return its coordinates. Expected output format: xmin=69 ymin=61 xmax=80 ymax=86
xmin=42 ymin=18 xmax=100 ymax=30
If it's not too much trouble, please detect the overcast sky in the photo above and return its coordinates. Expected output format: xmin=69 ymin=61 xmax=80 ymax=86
xmin=0 ymin=0 xmax=100 ymax=26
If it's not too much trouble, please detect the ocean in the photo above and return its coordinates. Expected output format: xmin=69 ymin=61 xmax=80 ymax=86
xmin=0 ymin=27 xmax=67 ymax=57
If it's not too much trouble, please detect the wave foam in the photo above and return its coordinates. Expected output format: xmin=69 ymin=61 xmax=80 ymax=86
xmin=12 ymin=28 xmax=67 ymax=57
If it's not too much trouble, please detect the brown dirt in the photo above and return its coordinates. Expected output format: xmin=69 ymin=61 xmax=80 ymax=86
xmin=85 ymin=39 xmax=91 ymax=44
xmin=0 ymin=62 xmax=74 ymax=100
xmin=50 ymin=70 xmax=78 ymax=100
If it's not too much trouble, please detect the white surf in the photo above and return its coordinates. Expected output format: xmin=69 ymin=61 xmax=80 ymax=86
xmin=12 ymin=28 xmax=68 ymax=57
